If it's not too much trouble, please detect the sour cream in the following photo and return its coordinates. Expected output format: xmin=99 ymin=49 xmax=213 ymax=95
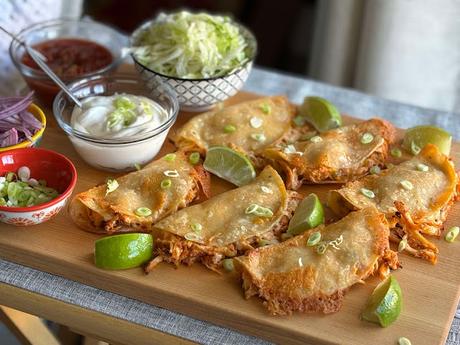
xmin=71 ymin=94 xmax=167 ymax=139
xmin=68 ymin=94 xmax=172 ymax=172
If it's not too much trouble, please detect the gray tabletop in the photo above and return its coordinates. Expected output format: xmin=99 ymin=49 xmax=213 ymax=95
xmin=0 ymin=66 xmax=459 ymax=345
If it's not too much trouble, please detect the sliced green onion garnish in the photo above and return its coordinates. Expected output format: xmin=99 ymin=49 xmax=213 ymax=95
xmin=361 ymin=132 xmax=374 ymax=144
xmin=400 ymin=180 xmax=413 ymax=190
xmin=184 ymin=232 xmax=203 ymax=242
xmin=445 ymin=226 xmax=459 ymax=242
xmin=416 ymin=163 xmax=429 ymax=172
xmin=164 ymin=153 xmax=176 ymax=162
xmin=191 ymin=222 xmax=202 ymax=233
xmin=106 ymin=179 xmax=119 ymax=196
xmin=307 ymin=232 xmax=321 ymax=246
xmin=222 ymin=258 xmax=234 ymax=272
xmin=164 ymin=169 xmax=179 ymax=177
xmin=18 ymin=166 xmax=30 ymax=181
xmin=360 ymin=188 xmax=375 ymax=199
xmin=223 ymin=124 xmax=236 ymax=133
xmin=245 ymin=203 xmax=274 ymax=217
xmin=398 ymin=236 xmax=408 ymax=252
xmin=250 ymin=117 xmax=263 ymax=129
xmin=250 ymin=133 xmax=266 ymax=142
xmin=310 ymin=136 xmax=323 ymax=143
xmin=258 ymin=239 xmax=275 ymax=247
xmin=135 ymin=207 xmax=152 ymax=217
xmin=134 ymin=163 xmax=142 ymax=171
xmin=411 ymin=141 xmax=421 ymax=155
xmin=293 ymin=116 xmax=306 ymax=127
xmin=370 ymin=166 xmax=381 ymax=175
xmin=316 ymin=242 xmax=328 ymax=255
xmin=114 ymin=96 xmax=136 ymax=110
xmin=160 ymin=178 xmax=172 ymax=189
xmin=398 ymin=337 xmax=411 ymax=345
xmin=6 ymin=172 xmax=16 ymax=182
xmin=189 ymin=152 xmax=200 ymax=165
xmin=260 ymin=103 xmax=271 ymax=114
xmin=390 ymin=148 xmax=402 ymax=158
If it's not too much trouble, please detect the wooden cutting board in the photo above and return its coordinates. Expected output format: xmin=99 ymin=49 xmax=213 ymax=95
xmin=0 ymin=86 xmax=459 ymax=345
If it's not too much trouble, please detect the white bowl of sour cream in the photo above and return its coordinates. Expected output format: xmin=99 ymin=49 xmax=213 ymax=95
xmin=53 ymin=75 xmax=178 ymax=172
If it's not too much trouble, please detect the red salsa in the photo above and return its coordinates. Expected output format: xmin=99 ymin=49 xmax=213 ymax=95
xmin=21 ymin=38 xmax=113 ymax=78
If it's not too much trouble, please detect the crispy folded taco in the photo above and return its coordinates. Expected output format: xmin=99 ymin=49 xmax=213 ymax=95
xmin=234 ymin=207 xmax=399 ymax=316
xmin=328 ymin=144 xmax=459 ymax=263
xmin=69 ymin=152 xmax=210 ymax=234
xmin=172 ymin=96 xmax=298 ymax=155
xmin=146 ymin=166 xmax=302 ymax=271
xmin=262 ymin=119 xmax=395 ymax=188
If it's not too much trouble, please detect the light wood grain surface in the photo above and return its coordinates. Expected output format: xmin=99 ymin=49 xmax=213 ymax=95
xmin=0 ymin=88 xmax=459 ymax=345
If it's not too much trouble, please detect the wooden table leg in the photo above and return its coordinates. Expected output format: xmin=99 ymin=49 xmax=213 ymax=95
xmin=0 ymin=305 xmax=60 ymax=345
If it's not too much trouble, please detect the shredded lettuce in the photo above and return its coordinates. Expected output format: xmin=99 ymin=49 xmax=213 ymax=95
xmin=132 ymin=11 xmax=252 ymax=79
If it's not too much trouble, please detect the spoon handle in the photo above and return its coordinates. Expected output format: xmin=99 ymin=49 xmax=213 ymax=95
xmin=26 ymin=46 xmax=82 ymax=108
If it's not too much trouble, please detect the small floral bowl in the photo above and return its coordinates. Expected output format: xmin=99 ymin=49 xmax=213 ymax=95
xmin=0 ymin=148 xmax=77 ymax=226
xmin=0 ymin=103 xmax=46 ymax=153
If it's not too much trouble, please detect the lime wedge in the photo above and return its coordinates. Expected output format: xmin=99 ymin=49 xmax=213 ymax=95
xmin=402 ymin=125 xmax=452 ymax=156
xmin=287 ymin=193 xmax=325 ymax=235
xmin=95 ymin=233 xmax=153 ymax=270
xmin=362 ymin=275 xmax=402 ymax=327
xmin=203 ymin=146 xmax=256 ymax=186
xmin=299 ymin=96 xmax=342 ymax=132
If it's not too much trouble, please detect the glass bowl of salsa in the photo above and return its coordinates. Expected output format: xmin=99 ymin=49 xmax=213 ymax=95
xmin=9 ymin=19 xmax=128 ymax=105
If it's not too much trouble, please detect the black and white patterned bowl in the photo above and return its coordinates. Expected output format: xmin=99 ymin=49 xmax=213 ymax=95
xmin=130 ymin=18 xmax=257 ymax=112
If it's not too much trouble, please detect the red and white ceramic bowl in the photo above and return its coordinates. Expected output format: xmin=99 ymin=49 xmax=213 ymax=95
xmin=0 ymin=148 xmax=77 ymax=226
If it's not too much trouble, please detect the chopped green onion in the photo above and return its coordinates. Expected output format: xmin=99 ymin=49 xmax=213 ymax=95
xmin=260 ymin=103 xmax=271 ymax=114
xmin=250 ymin=133 xmax=266 ymax=142
xmin=316 ymin=242 xmax=328 ymax=255
xmin=260 ymin=186 xmax=272 ymax=194
xmin=411 ymin=141 xmax=421 ymax=155
xmin=361 ymin=133 xmax=374 ymax=144
xmin=245 ymin=203 xmax=274 ymax=217
xmin=390 ymin=148 xmax=402 ymax=157
xmin=398 ymin=236 xmax=408 ymax=252
xmin=250 ymin=117 xmax=263 ymax=129
xmin=222 ymin=258 xmax=234 ymax=272
xmin=370 ymin=166 xmax=381 ymax=175
xmin=189 ymin=152 xmax=200 ymax=165
xmin=6 ymin=172 xmax=16 ymax=182
xmin=307 ymin=232 xmax=321 ymax=246
xmin=160 ymin=178 xmax=172 ymax=189
xmin=310 ymin=136 xmax=322 ymax=143
xmin=184 ymin=232 xmax=203 ymax=242
xmin=223 ymin=124 xmax=236 ymax=133
xmin=360 ymin=188 xmax=375 ymax=199
xmin=400 ymin=180 xmax=413 ymax=190
xmin=135 ymin=207 xmax=152 ymax=217
xmin=114 ymin=96 xmax=136 ymax=110
xmin=283 ymin=144 xmax=297 ymax=154
xmin=106 ymin=179 xmax=119 ymax=196
xmin=398 ymin=337 xmax=412 ymax=345
xmin=134 ymin=163 xmax=142 ymax=171
xmin=416 ymin=163 xmax=429 ymax=172
xmin=164 ymin=153 xmax=176 ymax=162
xmin=140 ymin=101 xmax=154 ymax=116
xmin=18 ymin=166 xmax=30 ymax=181
xmin=445 ymin=226 xmax=459 ymax=243
xmin=191 ymin=222 xmax=202 ymax=233
xmin=293 ymin=116 xmax=306 ymax=127
xmin=164 ymin=169 xmax=179 ymax=177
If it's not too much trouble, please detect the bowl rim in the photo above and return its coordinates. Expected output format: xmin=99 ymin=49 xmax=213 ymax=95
xmin=0 ymin=147 xmax=77 ymax=212
xmin=0 ymin=103 xmax=47 ymax=152
xmin=130 ymin=14 xmax=257 ymax=82
xmin=52 ymin=74 xmax=179 ymax=145
xmin=9 ymin=18 xmax=127 ymax=81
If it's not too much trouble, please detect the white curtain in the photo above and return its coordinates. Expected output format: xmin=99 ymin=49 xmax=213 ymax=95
xmin=310 ymin=0 xmax=460 ymax=113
